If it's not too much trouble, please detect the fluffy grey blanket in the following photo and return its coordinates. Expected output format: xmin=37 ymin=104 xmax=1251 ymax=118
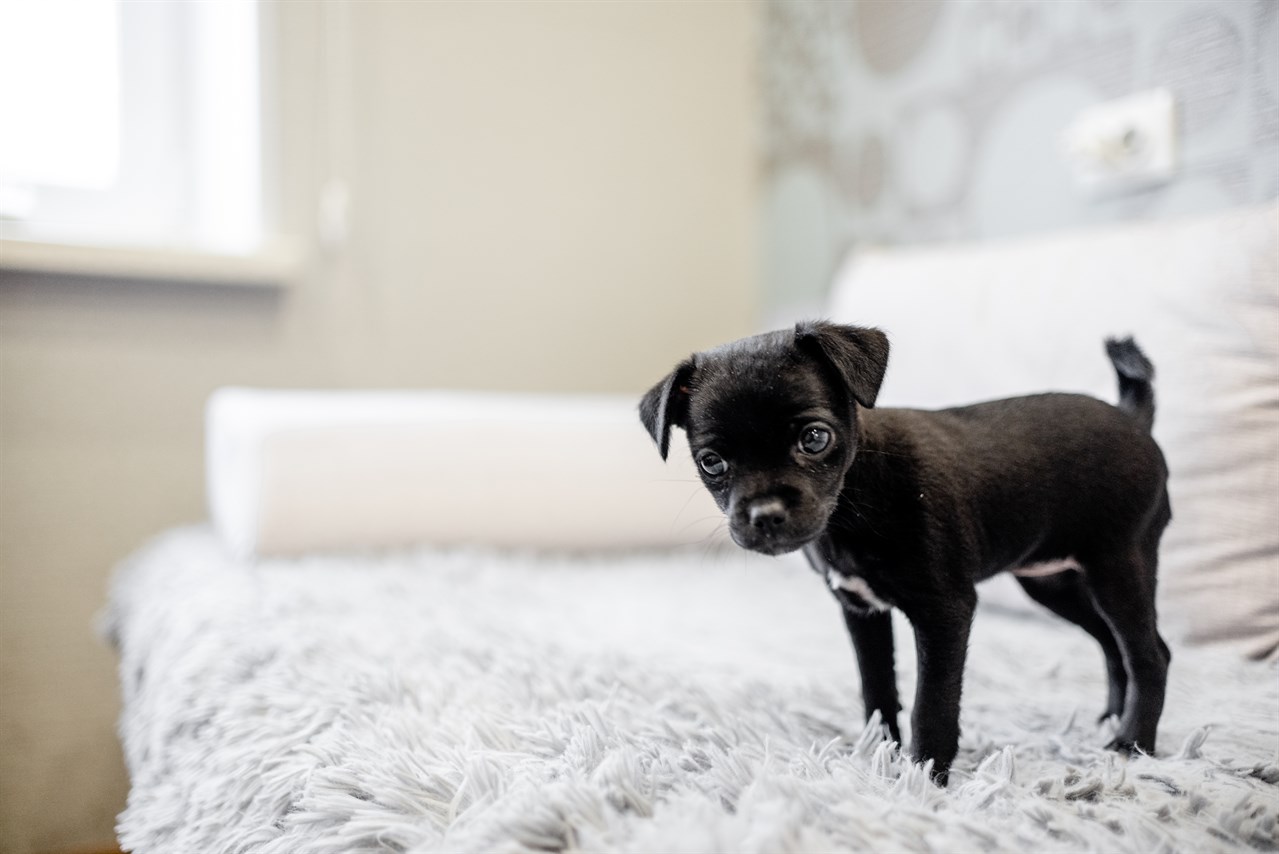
xmin=104 ymin=528 xmax=1278 ymax=853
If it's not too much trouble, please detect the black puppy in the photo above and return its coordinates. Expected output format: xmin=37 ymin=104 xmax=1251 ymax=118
xmin=639 ymin=322 xmax=1171 ymax=784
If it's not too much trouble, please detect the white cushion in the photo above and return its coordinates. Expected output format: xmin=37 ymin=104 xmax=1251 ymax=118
xmin=207 ymin=389 xmax=725 ymax=557
xmin=828 ymin=203 xmax=1279 ymax=659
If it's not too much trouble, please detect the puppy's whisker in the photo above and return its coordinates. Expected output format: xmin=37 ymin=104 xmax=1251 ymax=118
xmin=833 ymin=496 xmax=890 ymax=539
xmin=854 ymin=447 xmax=910 ymax=460
xmin=673 ymin=513 xmax=727 ymax=537
xmin=670 ymin=487 xmax=706 ymax=536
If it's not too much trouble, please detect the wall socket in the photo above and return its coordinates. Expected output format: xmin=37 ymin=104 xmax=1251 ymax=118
xmin=1062 ymin=89 xmax=1176 ymax=195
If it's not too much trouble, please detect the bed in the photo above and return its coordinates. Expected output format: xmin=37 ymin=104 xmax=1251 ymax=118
xmin=104 ymin=204 xmax=1279 ymax=853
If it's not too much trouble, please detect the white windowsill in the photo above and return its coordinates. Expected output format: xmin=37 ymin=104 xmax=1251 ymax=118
xmin=0 ymin=237 xmax=305 ymax=287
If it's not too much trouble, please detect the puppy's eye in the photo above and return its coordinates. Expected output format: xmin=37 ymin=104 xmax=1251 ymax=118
xmin=798 ymin=424 xmax=832 ymax=455
xmin=698 ymin=451 xmax=728 ymax=477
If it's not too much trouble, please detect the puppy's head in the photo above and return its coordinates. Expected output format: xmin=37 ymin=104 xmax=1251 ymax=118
xmin=639 ymin=321 xmax=889 ymax=555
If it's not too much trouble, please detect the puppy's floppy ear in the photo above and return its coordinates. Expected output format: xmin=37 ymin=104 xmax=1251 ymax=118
xmin=795 ymin=321 xmax=890 ymax=408
xmin=638 ymin=358 xmax=696 ymax=460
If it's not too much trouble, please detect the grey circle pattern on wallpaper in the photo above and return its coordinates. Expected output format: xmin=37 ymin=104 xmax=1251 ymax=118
xmin=856 ymin=134 xmax=888 ymax=208
xmin=850 ymin=0 xmax=945 ymax=75
xmin=760 ymin=0 xmax=1274 ymax=311
xmin=968 ymin=77 xmax=1110 ymax=238
xmin=894 ymin=97 xmax=972 ymax=215
xmin=870 ymin=4 xmax=1138 ymax=228
xmin=834 ymin=133 xmax=889 ymax=208
xmin=1153 ymin=10 xmax=1245 ymax=134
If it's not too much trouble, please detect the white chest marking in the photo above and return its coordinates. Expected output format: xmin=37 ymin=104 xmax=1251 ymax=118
xmin=827 ymin=569 xmax=891 ymax=612
xmin=1011 ymin=558 xmax=1082 ymax=578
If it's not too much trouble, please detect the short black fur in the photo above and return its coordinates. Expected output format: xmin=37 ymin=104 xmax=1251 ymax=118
xmin=639 ymin=322 xmax=1172 ymax=785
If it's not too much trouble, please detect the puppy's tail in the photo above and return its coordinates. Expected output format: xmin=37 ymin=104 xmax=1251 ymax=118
xmin=1105 ymin=336 xmax=1155 ymax=433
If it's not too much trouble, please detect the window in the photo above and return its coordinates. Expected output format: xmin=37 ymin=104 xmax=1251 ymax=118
xmin=0 ymin=0 xmax=265 ymax=256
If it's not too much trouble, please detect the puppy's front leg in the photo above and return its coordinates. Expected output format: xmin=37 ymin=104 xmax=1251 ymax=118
xmin=843 ymin=609 xmax=902 ymax=744
xmin=907 ymin=596 xmax=976 ymax=785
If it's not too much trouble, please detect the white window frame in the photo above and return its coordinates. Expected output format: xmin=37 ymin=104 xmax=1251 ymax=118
xmin=0 ymin=0 xmax=300 ymax=285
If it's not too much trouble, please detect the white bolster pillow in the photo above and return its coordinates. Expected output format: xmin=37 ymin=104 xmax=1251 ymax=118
xmin=206 ymin=388 xmax=725 ymax=558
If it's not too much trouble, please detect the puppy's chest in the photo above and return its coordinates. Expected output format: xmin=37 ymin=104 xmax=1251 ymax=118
xmin=805 ymin=543 xmax=893 ymax=615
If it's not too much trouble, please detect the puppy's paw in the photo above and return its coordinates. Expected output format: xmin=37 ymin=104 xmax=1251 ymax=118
xmin=1105 ymin=737 xmax=1144 ymax=756
xmin=912 ymin=755 xmax=951 ymax=787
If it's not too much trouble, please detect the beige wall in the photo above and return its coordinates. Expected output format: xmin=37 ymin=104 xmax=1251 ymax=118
xmin=0 ymin=3 xmax=759 ymax=850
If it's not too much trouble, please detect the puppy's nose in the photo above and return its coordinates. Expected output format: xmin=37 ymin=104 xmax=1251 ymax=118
xmin=748 ymin=498 xmax=788 ymax=531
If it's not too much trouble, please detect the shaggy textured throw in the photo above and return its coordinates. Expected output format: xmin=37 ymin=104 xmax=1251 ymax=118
xmin=104 ymin=528 xmax=1278 ymax=853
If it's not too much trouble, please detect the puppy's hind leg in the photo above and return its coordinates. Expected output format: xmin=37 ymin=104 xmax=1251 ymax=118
xmin=1079 ymin=549 xmax=1169 ymax=755
xmin=1015 ymin=571 xmax=1128 ymax=722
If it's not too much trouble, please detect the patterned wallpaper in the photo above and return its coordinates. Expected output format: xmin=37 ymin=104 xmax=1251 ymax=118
xmin=761 ymin=0 xmax=1279 ymax=318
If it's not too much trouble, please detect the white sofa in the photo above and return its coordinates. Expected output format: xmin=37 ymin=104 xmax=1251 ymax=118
xmin=104 ymin=204 xmax=1278 ymax=853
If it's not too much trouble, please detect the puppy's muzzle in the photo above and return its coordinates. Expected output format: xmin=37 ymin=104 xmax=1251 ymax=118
xmin=731 ymin=496 xmax=815 ymax=555
xmin=748 ymin=498 xmax=788 ymax=532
